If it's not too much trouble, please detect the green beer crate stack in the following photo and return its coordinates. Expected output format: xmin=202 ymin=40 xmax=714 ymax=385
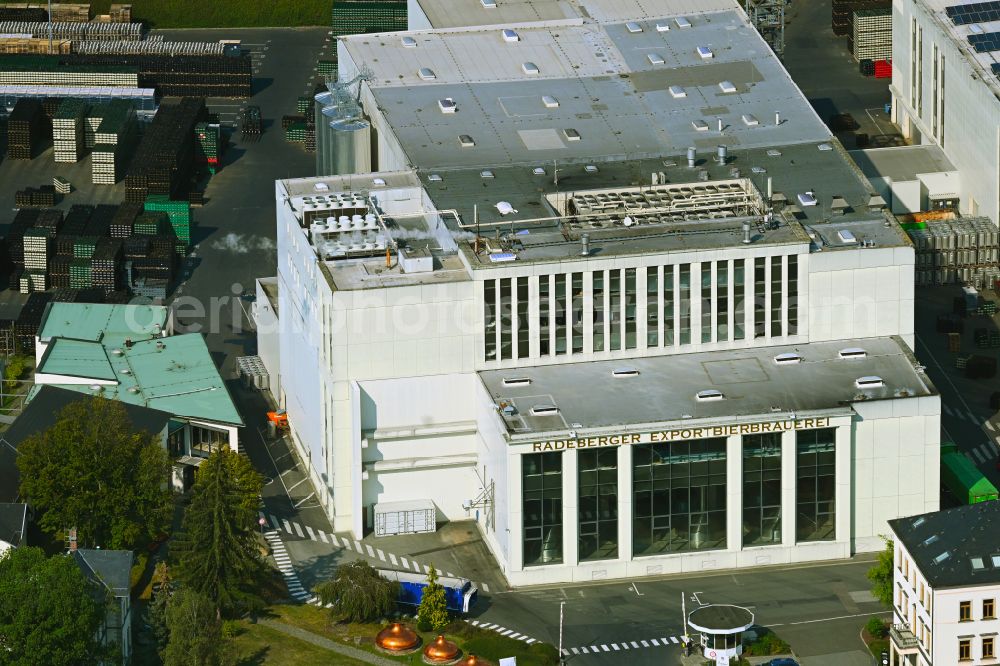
xmin=144 ymin=197 xmax=191 ymax=254
xmin=286 ymin=122 xmax=308 ymax=143
xmin=296 ymin=96 xmax=314 ymax=115
xmin=194 ymin=122 xmax=221 ymax=174
xmin=69 ymin=258 xmax=93 ymax=289
xmin=318 ymin=60 xmax=337 ymax=78
xmin=73 ymin=236 xmax=98 ymax=259
xmin=133 ymin=211 xmax=171 ymax=236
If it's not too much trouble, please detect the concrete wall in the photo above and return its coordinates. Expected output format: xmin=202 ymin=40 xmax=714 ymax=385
xmin=253 ymin=277 xmax=282 ymax=404
xmin=806 ymin=247 xmax=915 ymax=348
xmin=893 ymin=540 xmax=934 ymax=665
xmin=893 ymin=0 xmax=1000 ymax=223
xmin=407 ymin=0 xmax=433 ymax=30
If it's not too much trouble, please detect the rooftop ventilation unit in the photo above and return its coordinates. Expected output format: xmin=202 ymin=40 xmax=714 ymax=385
xmin=532 ymin=167 xmax=546 ymax=175
xmin=647 ymin=53 xmax=665 ymax=65
xmin=855 ymin=376 xmax=884 ymax=389
xmin=418 ymin=67 xmax=436 ymax=80
xmin=428 ymin=173 xmax=443 ymax=182
xmin=481 ymin=0 xmax=497 ymax=7
xmin=612 ymin=367 xmax=640 ymax=377
xmin=972 ymin=557 xmax=986 ymax=570
xmin=481 ymin=170 xmax=495 ymax=178
xmin=719 ymin=80 xmax=737 ymax=93
xmin=837 ymin=229 xmax=857 ymax=244
xmin=502 ymin=377 xmax=531 ymax=387
xmin=839 ymin=347 xmax=867 ymax=359
xmin=522 ymin=61 xmax=540 ymax=75
xmin=373 ymin=177 xmax=386 ymax=186
xmin=542 ymin=95 xmax=559 ymax=108
xmin=696 ymin=46 xmax=713 ymax=59
xmin=401 ymin=36 xmax=417 ymax=48
xmin=669 ymin=85 xmax=687 ymax=98
xmin=459 ymin=134 xmax=475 ymax=147
xmin=774 ymin=352 xmax=802 ymax=365
xmin=496 ymin=201 xmax=517 ymax=215
xmin=675 ymin=16 xmax=692 ymax=28
xmin=742 ymin=113 xmax=759 ymax=126
xmin=438 ymin=98 xmax=457 ymax=113
xmin=797 ymin=192 xmax=818 ymax=206
xmin=563 ymin=128 xmax=581 ymax=141
xmin=531 ymin=404 xmax=560 ymax=415
xmin=502 ymin=28 xmax=520 ymax=42
xmin=626 ymin=21 xmax=643 ymax=33
xmin=933 ymin=551 xmax=951 ymax=564
xmin=112 ymin=348 xmax=124 ymax=356
xmin=489 ymin=252 xmax=517 ymax=263
xmin=584 ymin=164 xmax=598 ymax=173
xmin=692 ymin=119 xmax=709 ymax=131
xmin=655 ymin=21 xmax=671 ymax=32
xmin=696 ymin=389 xmax=725 ymax=401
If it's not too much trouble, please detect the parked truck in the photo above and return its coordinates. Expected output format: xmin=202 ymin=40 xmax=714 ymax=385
xmin=941 ymin=443 xmax=999 ymax=504
xmin=378 ymin=569 xmax=479 ymax=613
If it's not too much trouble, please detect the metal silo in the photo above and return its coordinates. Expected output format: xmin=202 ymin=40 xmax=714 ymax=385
xmin=329 ymin=116 xmax=372 ymax=175
xmin=314 ymin=90 xmax=342 ymax=176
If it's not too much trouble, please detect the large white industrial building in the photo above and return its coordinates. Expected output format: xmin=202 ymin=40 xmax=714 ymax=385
xmin=256 ymin=0 xmax=941 ymax=585
xmin=891 ymin=0 xmax=1000 ymax=223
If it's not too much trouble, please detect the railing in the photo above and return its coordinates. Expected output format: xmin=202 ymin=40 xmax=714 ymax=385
xmin=890 ymin=623 xmax=919 ymax=650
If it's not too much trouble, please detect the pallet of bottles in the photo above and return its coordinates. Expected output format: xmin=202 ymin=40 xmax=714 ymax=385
xmin=143 ymin=198 xmax=191 ymax=251
xmin=0 ymin=55 xmax=139 ymax=86
xmin=14 ymin=186 xmax=58 ymax=207
xmin=62 ymin=204 xmax=94 ymax=235
xmin=18 ymin=271 xmax=46 ymax=293
xmin=296 ymin=96 xmax=314 ymax=115
xmin=852 ymin=42 xmax=892 ymax=61
xmin=108 ymin=3 xmax=132 ymax=22
xmin=69 ymin=258 xmax=93 ymax=288
xmin=54 ymin=176 xmax=71 ymax=194
xmin=831 ymin=0 xmax=890 ymax=36
xmin=281 ymin=114 xmax=304 ymax=130
xmin=317 ymin=60 xmax=337 ymax=78
xmin=7 ymin=97 xmax=45 ymax=160
xmin=0 ymin=37 xmax=72 ymax=54
xmin=874 ymin=59 xmax=891 ymax=78
xmin=6 ymin=209 xmax=39 ymax=266
xmin=22 ymin=228 xmax=49 ymax=271
xmin=93 ymin=99 xmax=136 ymax=145
xmin=13 ymin=291 xmax=53 ymax=353
xmin=110 ymin=202 xmax=142 ymax=238
xmin=72 ymin=235 xmax=98 ymax=259
xmin=34 ymin=208 xmax=62 ymax=236
xmin=0 ymin=7 xmax=47 ymax=20
xmin=241 ymin=105 xmax=261 ymax=136
xmin=0 ymin=20 xmax=140 ymax=40
xmin=132 ymin=211 xmax=171 ymax=236
xmin=65 ymin=52 xmax=252 ymax=98
xmin=130 ymin=277 xmax=168 ymax=300
xmin=285 ymin=122 xmax=308 ymax=143
xmin=7 ymin=3 xmax=93 ymax=22
xmin=124 ymin=97 xmax=205 ymax=203
xmin=91 ymin=237 xmax=122 ymax=292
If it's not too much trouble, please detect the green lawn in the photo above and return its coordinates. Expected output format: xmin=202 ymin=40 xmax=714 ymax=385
xmin=0 ymin=1 xmax=331 ymax=28
xmin=232 ymin=622 xmax=370 ymax=666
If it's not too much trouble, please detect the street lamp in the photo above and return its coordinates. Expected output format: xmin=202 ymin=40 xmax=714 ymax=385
xmin=558 ymin=601 xmax=566 ymax=665
xmin=258 ymin=516 xmax=266 ymax=536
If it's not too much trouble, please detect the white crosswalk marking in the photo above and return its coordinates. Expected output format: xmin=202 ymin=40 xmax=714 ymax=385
xmin=353 ymin=541 xmax=364 ymax=554
xmin=640 ymin=640 xmax=649 ymax=647
xmin=305 ymin=526 xmax=315 ymax=540
xmin=943 ymin=404 xmax=954 ymax=416
xmin=482 ymin=582 xmax=490 ymax=592
xmin=318 ymin=531 xmax=328 ymax=543
xmin=264 ymin=531 xmax=311 ymax=602
xmin=293 ymin=522 xmax=304 ymax=538
xmin=660 ymin=637 xmax=669 ymax=644
xmin=571 ymin=648 xmax=579 ymax=655
xmin=630 ymin=641 xmax=640 ymax=648
xmin=423 ymin=564 xmax=430 ymax=574
xmin=972 ymin=448 xmax=987 ymax=463
xmin=500 ymin=629 xmax=513 ymax=636
xmin=670 ymin=636 xmax=679 ymax=643
xmin=401 ymin=557 xmax=410 ymax=568
xmin=601 ymin=645 xmax=610 ymax=652
xmin=509 ymin=633 xmax=521 ymax=639
xmin=991 ymin=441 xmax=1000 ymax=454
xmin=377 ymin=549 xmax=386 ymax=561
xmin=411 ymin=560 xmax=421 ymax=572
xmin=269 ymin=514 xmax=280 ymax=529
xmin=366 ymin=544 xmax=376 ymax=558
xmin=579 ymin=647 xmax=588 ymax=653
xmin=282 ymin=519 xmax=292 ymax=534
xmin=525 ymin=638 xmax=536 ymax=644
xmin=389 ymin=553 xmax=398 ymax=566
xmin=651 ymin=639 xmax=661 ymax=646
xmin=988 ymin=421 xmax=997 ymax=432
xmin=969 ymin=412 xmax=980 ymax=423
xmin=611 ymin=644 xmax=620 ymax=650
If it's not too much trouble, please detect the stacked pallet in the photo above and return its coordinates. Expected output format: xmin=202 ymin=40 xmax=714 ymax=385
xmin=91 ymin=99 xmax=138 ymax=185
xmin=144 ymin=197 xmax=192 ymax=253
xmin=67 ymin=52 xmax=252 ymax=98
xmin=133 ymin=211 xmax=171 ymax=236
xmin=911 ymin=217 xmax=1000 ymax=286
xmin=242 ymin=105 xmax=262 ymax=137
xmin=0 ymin=37 xmax=72 ymax=54
xmin=91 ymin=238 xmax=122 ymax=292
xmin=54 ymin=176 xmax=71 ymax=194
xmin=0 ymin=7 xmax=47 ymax=20
xmin=850 ymin=7 xmax=891 ymax=61
xmin=0 ymin=20 xmax=140 ymax=40
xmin=125 ymin=97 xmax=205 ymax=203
xmin=108 ymin=4 xmax=132 ymax=22
xmin=14 ymin=186 xmax=57 ymax=207
xmin=318 ymin=60 xmax=337 ymax=78
xmin=53 ymin=98 xmax=88 ymax=162
xmin=7 ymin=97 xmax=45 ymax=160
xmin=831 ymin=0 xmax=889 ymax=36
xmin=62 ymin=203 xmax=94 ymax=234
xmin=110 ymin=202 xmax=142 ymax=238
xmin=35 ymin=208 xmax=63 ymax=237
xmin=0 ymin=55 xmax=139 ymax=86
xmin=13 ymin=292 xmax=52 ymax=353
xmin=194 ymin=122 xmax=221 ymax=173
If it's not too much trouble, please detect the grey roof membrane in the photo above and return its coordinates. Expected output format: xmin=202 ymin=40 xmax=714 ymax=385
xmin=849 ymin=145 xmax=957 ymax=183
xmin=0 ymin=503 xmax=27 ymax=547
xmin=890 ymin=501 xmax=1000 ymax=589
xmin=478 ymin=336 xmax=935 ymax=439
xmin=73 ymin=549 xmax=133 ymax=597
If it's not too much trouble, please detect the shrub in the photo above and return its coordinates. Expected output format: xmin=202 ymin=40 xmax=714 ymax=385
xmin=314 ymin=561 xmax=399 ymax=623
xmin=865 ymin=616 xmax=887 ymax=638
xmin=417 ymin=566 xmax=450 ymax=631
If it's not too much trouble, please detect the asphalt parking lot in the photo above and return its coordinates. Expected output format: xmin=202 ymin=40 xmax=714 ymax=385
xmin=782 ymin=0 xmax=903 ymax=148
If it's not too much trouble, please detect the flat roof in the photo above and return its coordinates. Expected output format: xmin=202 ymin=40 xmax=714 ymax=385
xmin=38 ymin=302 xmax=169 ymax=347
xmin=890 ymin=501 xmax=1000 ymax=589
xmin=412 ymin=0 xmax=739 ymax=29
xmin=849 ymin=145 xmax=957 ymax=182
xmin=478 ymin=336 xmax=936 ymax=439
xmin=36 ymin=334 xmax=243 ymax=427
xmin=914 ymin=0 xmax=1000 ymax=101
xmin=349 ymin=10 xmax=832 ymax=170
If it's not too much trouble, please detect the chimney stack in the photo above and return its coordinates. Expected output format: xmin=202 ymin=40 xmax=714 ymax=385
xmin=687 ymin=146 xmax=697 ymax=168
xmin=580 ymin=234 xmax=591 ymax=257
xmin=742 ymin=221 xmax=752 ymax=245
xmin=716 ymin=145 xmax=728 ymax=165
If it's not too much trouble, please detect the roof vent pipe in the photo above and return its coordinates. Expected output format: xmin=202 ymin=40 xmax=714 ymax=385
xmin=775 ymin=110 xmax=781 ymax=125
xmin=767 ymin=176 xmax=773 ymax=200
xmin=716 ymin=145 xmax=728 ymax=165
xmin=742 ymin=221 xmax=752 ymax=244
xmin=687 ymin=146 xmax=697 ymax=168
xmin=717 ymin=117 xmax=723 ymax=132
xmin=580 ymin=233 xmax=590 ymax=256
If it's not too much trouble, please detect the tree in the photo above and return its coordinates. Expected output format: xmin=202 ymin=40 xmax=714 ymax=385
xmin=867 ymin=535 xmax=895 ymax=608
xmin=17 ymin=396 xmax=172 ymax=550
xmin=417 ymin=566 xmax=450 ymax=631
xmin=314 ymin=560 xmax=399 ymax=623
xmin=148 ymin=562 xmax=174 ymax=654
xmin=163 ymin=589 xmax=233 ymax=666
xmin=0 ymin=547 xmax=111 ymax=665
xmin=173 ymin=447 xmax=264 ymax=617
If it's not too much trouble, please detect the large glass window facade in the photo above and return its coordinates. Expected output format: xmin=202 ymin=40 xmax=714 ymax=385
xmin=624 ymin=268 xmax=637 ymax=349
xmin=664 ymin=265 xmax=675 ymax=346
xmin=516 ymin=276 xmax=529 ymax=358
xmin=716 ymin=262 xmax=729 ymax=342
xmin=742 ymin=433 xmax=782 ymax=546
xmin=734 ymin=259 xmax=745 ymax=340
xmin=484 ymin=280 xmax=496 ymax=360
xmin=571 ymin=272 xmax=584 ymax=354
xmin=609 ymin=270 xmax=622 ymax=349
xmin=500 ymin=278 xmax=513 ymax=359
xmin=787 ymin=255 xmax=798 ymax=335
xmin=554 ymin=274 xmax=567 ymax=355
xmin=523 ymin=452 xmax=563 ymax=565
xmin=770 ymin=257 xmax=783 ymax=337
xmin=701 ymin=263 xmax=713 ymax=343
xmin=633 ymin=439 xmax=727 ymax=555
xmin=592 ymin=271 xmax=605 ymax=352
xmin=579 ymin=448 xmax=618 ymax=561
xmin=796 ymin=428 xmax=836 ymax=542
xmin=753 ymin=257 xmax=766 ymax=338
xmin=539 ymin=276 xmax=551 ymax=355
xmin=646 ymin=268 xmax=658 ymax=347
xmin=679 ymin=265 xmax=691 ymax=344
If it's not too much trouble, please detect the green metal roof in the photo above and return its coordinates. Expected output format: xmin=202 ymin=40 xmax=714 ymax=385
xmin=35 ymin=334 xmax=242 ymax=427
xmin=37 ymin=338 xmax=115 ymax=381
xmin=38 ymin=303 xmax=169 ymax=348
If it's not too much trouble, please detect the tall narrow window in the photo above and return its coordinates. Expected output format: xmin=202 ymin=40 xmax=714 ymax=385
xmin=609 ymin=270 xmax=622 ymax=350
xmin=499 ymin=278 xmax=513 ymax=360
xmin=770 ymin=256 xmax=783 ymax=337
xmin=554 ymin=274 xmax=567 ymax=355
xmin=753 ymin=257 xmax=766 ymax=338
xmin=624 ymin=268 xmax=637 ymax=349
xmin=647 ymin=268 xmax=659 ymax=347
xmin=787 ymin=255 xmax=798 ymax=335
xmin=931 ymin=44 xmax=939 ymax=137
xmin=633 ymin=438 xmax=727 ymax=555
xmin=701 ymin=263 xmax=713 ymax=343
xmin=664 ymin=265 xmax=675 ymax=346
xmin=516 ymin=276 xmax=529 ymax=358
xmin=539 ymin=276 xmax=551 ymax=355
xmin=592 ymin=271 xmax=605 ymax=352
xmin=679 ymin=264 xmax=691 ymax=344
xmin=910 ymin=17 xmax=917 ymax=109
xmin=796 ymin=428 xmax=836 ymax=542
xmin=733 ymin=259 xmax=745 ymax=340
xmin=917 ymin=26 xmax=923 ymax=115
xmin=522 ymin=452 xmax=563 ymax=565
xmin=716 ymin=261 xmax=729 ymax=342
xmin=484 ymin=280 xmax=497 ymax=360
xmin=940 ymin=54 xmax=945 ymax=148
xmin=742 ymin=433 xmax=782 ymax=546
xmin=571 ymin=272 xmax=584 ymax=354
xmin=578 ymin=447 xmax=618 ymax=561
